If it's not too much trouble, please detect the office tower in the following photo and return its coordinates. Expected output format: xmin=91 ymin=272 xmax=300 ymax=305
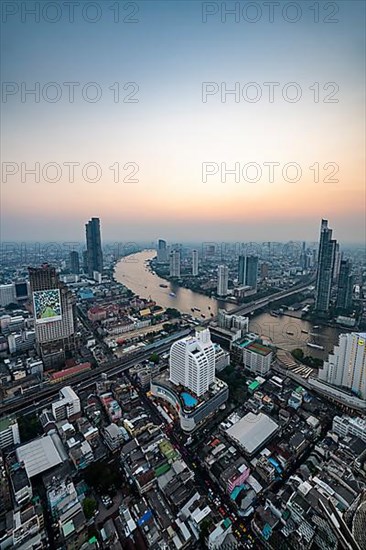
xmin=260 ymin=262 xmax=269 ymax=280
xmin=333 ymin=242 xmax=341 ymax=282
xmin=0 ymin=284 xmax=15 ymax=307
xmin=217 ymin=265 xmax=229 ymax=296
xmin=315 ymin=219 xmax=337 ymax=315
xmin=336 ymin=259 xmax=353 ymax=311
xmin=169 ymin=250 xmax=181 ymax=277
xmin=157 ymin=239 xmax=168 ymax=263
xmin=85 ymin=217 xmax=103 ymax=277
xmin=82 ymin=250 xmax=88 ymax=273
xmin=300 ymin=241 xmax=307 ymax=270
xmin=192 ymin=249 xmax=199 ymax=276
xmin=238 ymin=255 xmax=258 ymax=289
xmin=169 ymin=328 xmax=215 ymax=396
xmin=318 ymin=333 xmax=366 ymax=399
xmin=69 ymin=251 xmax=80 ymax=275
xmin=29 ymin=265 xmax=76 ymax=368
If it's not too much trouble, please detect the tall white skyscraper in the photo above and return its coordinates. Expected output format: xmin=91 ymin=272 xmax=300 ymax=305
xmin=217 ymin=265 xmax=229 ymax=296
xmin=318 ymin=333 xmax=366 ymax=399
xmin=192 ymin=249 xmax=199 ymax=276
xmin=169 ymin=250 xmax=181 ymax=277
xmin=169 ymin=328 xmax=215 ymax=396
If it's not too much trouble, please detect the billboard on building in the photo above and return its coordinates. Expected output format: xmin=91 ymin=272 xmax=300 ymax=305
xmin=33 ymin=289 xmax=62 ymax=324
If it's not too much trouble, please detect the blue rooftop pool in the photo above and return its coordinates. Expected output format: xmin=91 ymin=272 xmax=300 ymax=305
xmin=180 ymin=392 xmax=198 ymax=407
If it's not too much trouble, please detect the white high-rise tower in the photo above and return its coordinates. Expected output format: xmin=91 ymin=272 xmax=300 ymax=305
xmin=169 ymin=328 xmax=215 ymax=397
xmin=192 ymin=249 xmax=199 ymax=276
xmin=169 ymin=250 xmax=181 ymax=277
xmin=318 ymin=333 xmax=366 ymax=399
xmin=217 ymin=265 xmax=229 ymax=296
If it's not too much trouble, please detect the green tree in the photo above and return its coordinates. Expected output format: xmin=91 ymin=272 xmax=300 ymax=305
xmin=149 ymin=352 xmax=160 ymax=364
xmin=18 ymin=414 xmax=42 ymax=442
xmin=292 ymin=348 xmax=304 ymax=360
xmin=165 ymin=308 xmax=181 ymax=319
xmin=83 ymin=497 xmax=97 ymax=519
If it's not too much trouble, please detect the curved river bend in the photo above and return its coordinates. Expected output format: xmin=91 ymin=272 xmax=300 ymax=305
xmin=114 ymin=250 xmax=340 ymax=358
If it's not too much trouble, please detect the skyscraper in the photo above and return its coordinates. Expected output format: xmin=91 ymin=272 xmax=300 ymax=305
xmin=217 ymin=265 xmax=229 ymax=296
xmin=169 ymin=328 xmax=215 ymax=396
xmin=29 ymin=265 xmax=76 ymax=368
xmin=169 ymin=250 xmax=181 ymax=277
xmin=157 ymin=239 xmax=168 ymax=263
xmin=69 ymin=251 xmax=80 ymax=275
xmin=85 ymin=217 xmax=103 ymax=278
xmin=333 ymin=242 xmax=341 ymax=282
xmin=318 ymin=333 xmax=366 ymax=399
xmin=192 ymin=249 xmax=199 ymax=276
xmin=336 ymin=259 xmax=353 ymax=311
xmin=238 ymin=255 xmax=258 ymax=289
xmin=315 ymin=219 xmax=336 ymax=315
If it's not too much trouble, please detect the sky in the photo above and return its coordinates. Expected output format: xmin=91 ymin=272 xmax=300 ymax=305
xmin=1 ymin=0 xmax=365 ymax=244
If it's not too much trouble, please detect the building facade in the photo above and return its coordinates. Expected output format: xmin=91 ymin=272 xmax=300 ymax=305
xmin=170 ymin=328 xmax=216 ymax=397
xmin=29 ymin=265 xmax=76 ymax=368
xmin=336 ymin=259 xmax=353 ymax=311
xmin=217 ymin=265 xmax=229 ymax=297
xmin=157 ymin=239 xmax=167 ymax=263
xmin=315 ymin=219 xmax=337 ymax=314
xmin=192 ymin=249 xmax=199 ymax=276
xmin=238 ymin=255 xmax=258 ymax=289
xmin=318 ymin=332 xmax=366 ymax=399
xmin=169 ymin=250 xmax=181 ymax=277
xmin=69 ymin=250 xmax=80 ymax=275
xmin=85 ymin=217 xmax=103 ymax=277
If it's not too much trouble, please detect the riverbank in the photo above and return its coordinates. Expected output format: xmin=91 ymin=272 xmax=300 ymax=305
xmin=114 ymin=250 xmax=341 ymax=360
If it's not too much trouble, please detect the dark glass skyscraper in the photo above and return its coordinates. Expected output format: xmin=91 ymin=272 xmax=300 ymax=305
xmin=85 ymin=217 xmax=103 ymax=277
xmin=315 ymin=219 xmax=336 ymax=315
xmin=69 ymin=250 xmax=80 ymax=275
xmin=238 ymin=255 xmax=258 ymax=289
xmin=336 ymin=259 xmax=353 ymax=311
xmin=157 ymin=239 xmax=167 ymax=263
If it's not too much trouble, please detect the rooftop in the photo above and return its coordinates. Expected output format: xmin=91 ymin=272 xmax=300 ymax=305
xmin=225 ymin=412 xmax=279 ymax=456
xmin=16 ymin=435 xmax=64 ymax=478
xmin=245 ymin=342 xmax=272 ymax=356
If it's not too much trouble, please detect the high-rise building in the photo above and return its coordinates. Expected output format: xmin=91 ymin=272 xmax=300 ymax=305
xmin=85 ymin=217 xmax=103 ymax=277
xmin=333 ymin=242 xmax=341 ymax=282
xmin=300 ymin=241 xmax=307 ymax=270
xmin=217 ymin=265 xmax=229 ymax=296
xmin=260 ymin=262 xmax=269 ymax=280
xmin=315 ymin=219 xmax=337 ymax=315
xmin=192 ymin=249 xmax=199 ymax=276
xmin=336 ymin=259 xmax=353 ymax=311
xmin=238 ymin=255 xmax=258 ymax=289
xmin=169 ymin=250 xmax=181 ymax=277
xmin=169 ymin=328 xmax=215 ymax=396
xmin=318 ymin=332 xmax=366 ymax=399
xmin=69 ymin=251 xmax=80 ymax=275
xmin=0 ymin=284 xmax=15 ymax=307
xmin=157 ymin=239 xmax=168 ymax=263
xmin=82 ymin=250 xmax=88 ymax=273
xmin=29 ymin=265 xmax=76 ymax=368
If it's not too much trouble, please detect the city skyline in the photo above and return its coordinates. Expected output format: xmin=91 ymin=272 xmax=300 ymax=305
xmin=1 ymin=1 xmax=365 ymax=243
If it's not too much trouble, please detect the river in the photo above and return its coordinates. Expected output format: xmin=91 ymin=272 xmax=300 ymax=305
xmin=114 ymin=250 xmax=341 ymax=359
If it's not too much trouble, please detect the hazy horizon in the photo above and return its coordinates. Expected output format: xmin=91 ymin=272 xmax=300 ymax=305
xmin=1 ymin=1 xmax=365 ymax=243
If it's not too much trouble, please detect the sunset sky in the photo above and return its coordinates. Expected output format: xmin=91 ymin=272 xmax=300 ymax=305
xmin=1 ymin=0 xmax=365 ymax=243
